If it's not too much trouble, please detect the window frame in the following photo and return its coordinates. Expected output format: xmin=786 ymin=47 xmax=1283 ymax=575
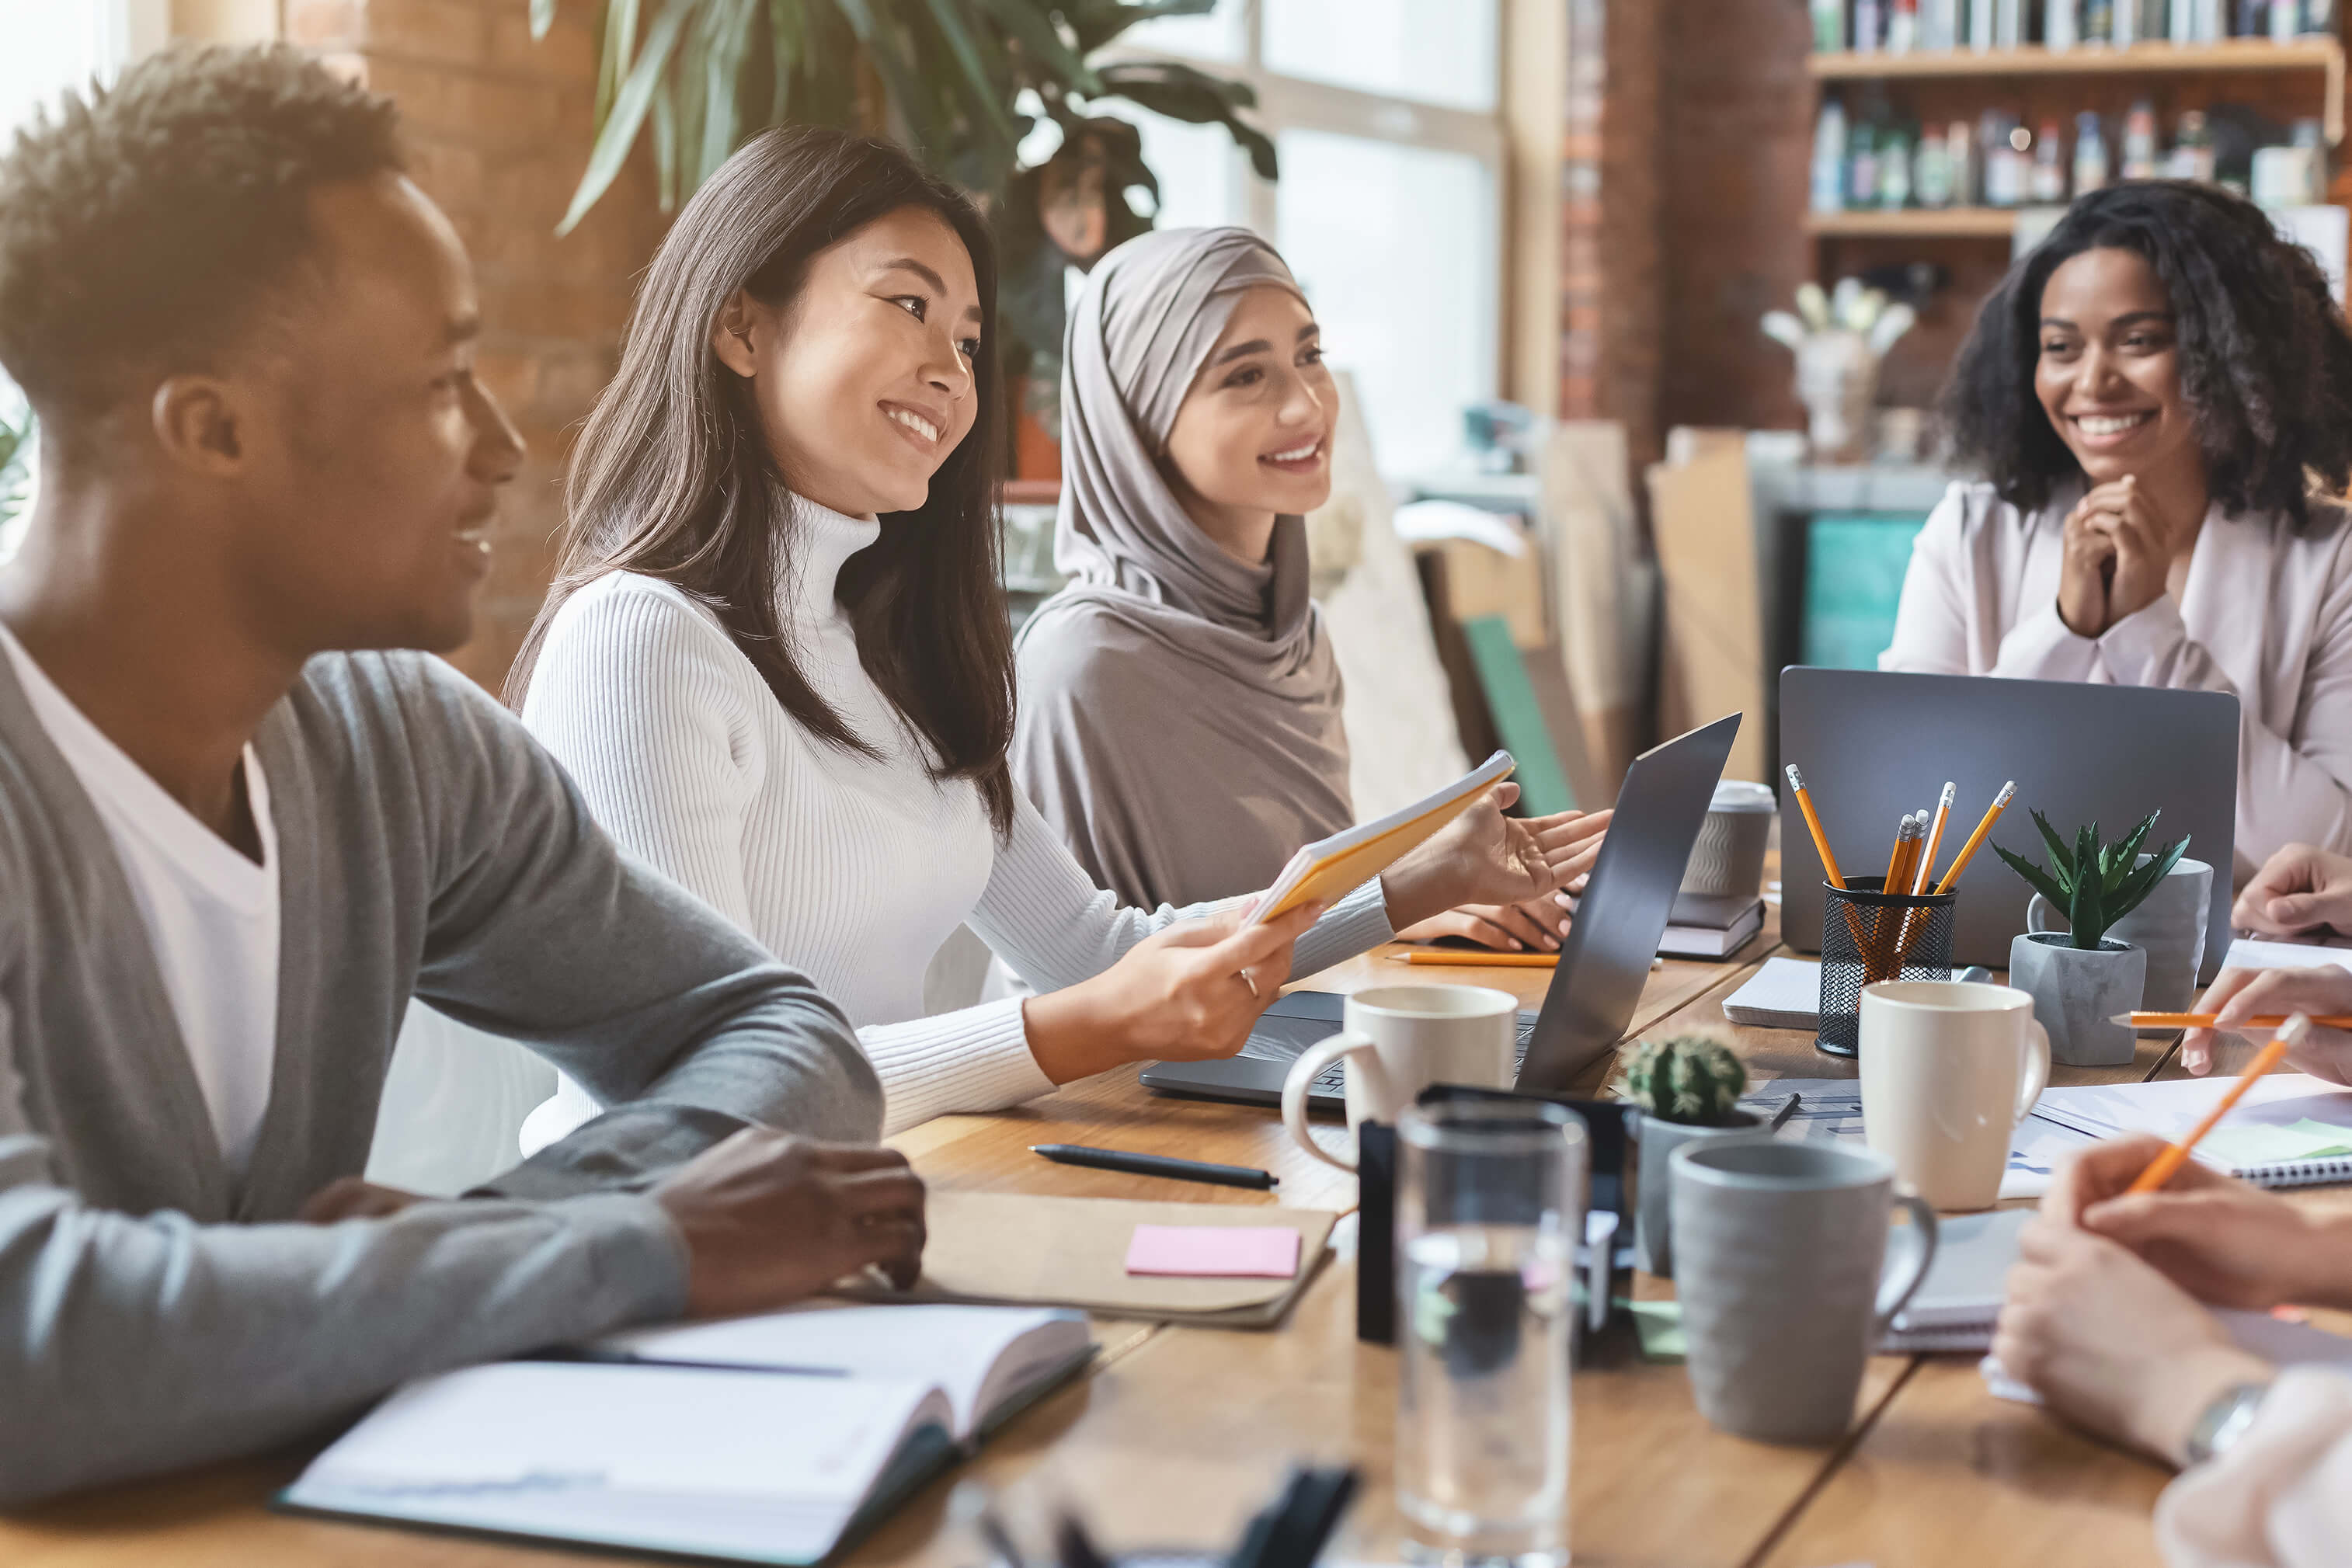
xmin=1104 ymin=0 xmax=1510 ymax=435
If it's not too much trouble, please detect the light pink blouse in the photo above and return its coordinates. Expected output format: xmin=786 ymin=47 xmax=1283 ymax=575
xmin=1881 ymin=480 xmax=2352 ymax=885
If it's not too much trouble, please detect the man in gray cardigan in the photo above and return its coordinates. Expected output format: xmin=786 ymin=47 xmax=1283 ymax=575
xmin=0 ymin=47 xmax=924 ymax=1504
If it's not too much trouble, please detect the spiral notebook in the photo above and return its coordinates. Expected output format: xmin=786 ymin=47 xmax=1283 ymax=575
xmin=2029 ymin=1073 xmax=2352 ymax=1188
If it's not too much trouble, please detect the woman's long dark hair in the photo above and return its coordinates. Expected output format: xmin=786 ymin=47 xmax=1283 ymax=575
xmin=1942 ymin=179 xmax=2352 ymax=530
xmin=510 ymin=126 xmax=1015 ymax=833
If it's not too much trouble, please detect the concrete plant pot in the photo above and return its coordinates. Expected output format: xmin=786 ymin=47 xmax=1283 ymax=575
xmin=2009 ymin=933 xmax=2145 ymax=1068
xmin=1633 ymin=1109 xmax=1763 ymax=1278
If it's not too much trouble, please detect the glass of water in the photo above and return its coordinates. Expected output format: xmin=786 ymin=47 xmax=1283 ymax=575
xmin=1395 ymin=1098 xmax=1585 ymax=1568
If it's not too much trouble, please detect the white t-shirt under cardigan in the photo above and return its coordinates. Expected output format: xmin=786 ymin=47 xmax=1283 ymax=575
xmin=0 ymin=620 xmax=279 ymax=1173
xmin=1881 ymin=479 xmax=2352 ymax=883
xmin=518 ymin=493 xmax=1394 ymax=1142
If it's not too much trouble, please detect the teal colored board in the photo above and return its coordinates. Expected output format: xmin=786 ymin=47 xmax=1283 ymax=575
xmin=1802 ymin=513 xmax=1931 ymax=671
xmin=1460 ymin=615 xmax=1576 ymax=815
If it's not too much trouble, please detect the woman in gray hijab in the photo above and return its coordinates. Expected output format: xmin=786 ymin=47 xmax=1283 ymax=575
xmin=1013 ymin=228 xmax=1602 ymax=951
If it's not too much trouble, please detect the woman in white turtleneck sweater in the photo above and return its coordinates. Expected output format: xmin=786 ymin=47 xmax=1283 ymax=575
xmin=508 ymin=129 xmax=1596 ymax=1145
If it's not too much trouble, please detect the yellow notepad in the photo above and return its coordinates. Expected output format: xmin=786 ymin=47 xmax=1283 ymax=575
xmin=1248 ymin=750 xmax=1516 ymax=924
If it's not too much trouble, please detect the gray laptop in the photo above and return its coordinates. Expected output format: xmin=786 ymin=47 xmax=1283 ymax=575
xmin=1141 ymin=712 xmax=1741 ymax=1110
xmin=1779 ymin=667 xmax=2238 ymax=979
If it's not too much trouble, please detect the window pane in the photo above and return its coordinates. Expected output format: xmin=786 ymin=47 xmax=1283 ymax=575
xmin=1273 ymin=130 xmax=1495 ymax=479
xmin=1264 ymin=0 xmax=1498 ymax=111
xmin=1092 ymin=101 xmax=1244 ymax=232
xmin=1116 ymin=0 xmax=1244 ymax=62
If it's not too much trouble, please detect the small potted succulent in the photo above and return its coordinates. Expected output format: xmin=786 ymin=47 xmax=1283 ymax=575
xmin=1616 ymin=1033 xmax=1757 ymax=1278
xmin=1995 ymin=810 xmax=2187 ymax=1066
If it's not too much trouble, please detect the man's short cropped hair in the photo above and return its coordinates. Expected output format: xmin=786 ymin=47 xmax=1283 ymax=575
xmin=0 ymin=44 xmax=403 ymax=428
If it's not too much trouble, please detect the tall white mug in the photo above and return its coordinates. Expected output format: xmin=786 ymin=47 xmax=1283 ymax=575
xmin=1280 ymin=985 xmax=1518 ymax=1171
xmin=1859 ymin=981 xmax=2051 ymax=1211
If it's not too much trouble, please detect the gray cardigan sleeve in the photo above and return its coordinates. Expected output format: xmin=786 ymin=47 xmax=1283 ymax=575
xmin=395 ymin=655 xmax=882 ymax=1199
xmin=0 ymin=655 xmax=881 ymax=1504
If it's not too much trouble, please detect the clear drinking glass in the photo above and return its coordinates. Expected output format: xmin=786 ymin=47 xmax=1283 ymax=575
xmin=1395 ymin=1099 xmax=1585 ymax=1568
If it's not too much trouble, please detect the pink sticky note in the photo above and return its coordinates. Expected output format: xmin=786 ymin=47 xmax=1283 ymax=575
xmin=1124 ymin=1224 xmax=1301 ymax=1279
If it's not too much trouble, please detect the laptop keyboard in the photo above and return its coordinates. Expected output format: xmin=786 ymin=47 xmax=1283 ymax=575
xmin=1306 ymin=1021 xmax=1537 ymax=1093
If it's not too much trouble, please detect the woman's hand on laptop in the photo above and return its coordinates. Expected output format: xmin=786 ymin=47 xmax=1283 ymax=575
xmin=1397 ymin=892 xmax=1575 ymax=953
xmin=1380 ymin=789 xmax=1611 ymax=932
xmin=2182 ymin=965 xmax=2352 ymax=1083
xmin=1020 ymin=899 xmax=1324 ymax=1083
xmin=2234 ymin=843 xmax=2352 ymax=938
xmin=655 ymin=1130 xmax=926 ymax=1316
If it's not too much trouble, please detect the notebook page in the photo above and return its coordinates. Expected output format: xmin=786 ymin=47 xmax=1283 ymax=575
xmin=2031 ymin=1074 xmax=2352 ymax=1176
xmin=2222 ymin=937 xmax=2352 ymax=974
xmin=597 ymin=1304 xmax=1087 ymax=1436
xmin=298 ymin=1361 xmax=940 ymax=1504
xmin=1723 ymin=956 xmax=1821 ymax=1025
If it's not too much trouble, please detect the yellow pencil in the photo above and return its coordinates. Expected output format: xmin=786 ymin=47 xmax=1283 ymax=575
xmin=2117 ymin=1012 xmax=2352 ymax=1029
xmin=1783 ymin=764 xmax=1846 ymax=888
xmin=2126 ymin=1016 xmax=2309 ymax=1194
xmin=1933 ymin=781 xmax=2018 ymax=895
xmin=1400 ymin=950 xmax=1558 ymax=968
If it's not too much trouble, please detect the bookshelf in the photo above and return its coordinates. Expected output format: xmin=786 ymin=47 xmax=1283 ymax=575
xmin=1808 ymin=38 xmax=2345 ymax=141
xmin=1805 ymin=207 xmax=2022 ymax=237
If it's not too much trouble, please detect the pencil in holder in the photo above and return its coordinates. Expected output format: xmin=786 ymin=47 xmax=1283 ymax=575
xmin=1816 ymin=878 xmax=1959 ymax=1058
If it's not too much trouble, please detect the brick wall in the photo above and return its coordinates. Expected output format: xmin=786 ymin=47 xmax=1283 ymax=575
xmin=286 ymin=0 xmax=667 ymax=693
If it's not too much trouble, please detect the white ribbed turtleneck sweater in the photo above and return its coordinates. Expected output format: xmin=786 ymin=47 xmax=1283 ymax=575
xmin=517 ymin=494 xmax=1393 ymax=1139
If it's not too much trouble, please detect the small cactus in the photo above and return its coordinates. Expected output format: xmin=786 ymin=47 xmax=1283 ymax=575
xmin=1614 ymin=1033 xmax=1748 ymax=1127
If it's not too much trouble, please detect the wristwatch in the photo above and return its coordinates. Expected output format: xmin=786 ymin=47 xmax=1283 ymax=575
xmin=2186 ymin=1380 xmax=2274 ymax=1466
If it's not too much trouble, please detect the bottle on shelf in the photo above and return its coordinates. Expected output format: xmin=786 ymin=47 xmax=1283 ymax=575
xmin=2073 ymin=111 xmax=2111 ymax=194
xmin=2236 ymin=0 xmax=2269 ymax=37
xmin=1851 ymin=116 xmax=1882 ymax=207
xmin=2049 ymin=0 xmax=2080 ymax=49
xmin=1947 ymin=116 xmax=1979 ymax=204
xmin=2112 ymin=0 xmax=2146 ymax=44
xmin=2082 ymin=0 xmax=2113 ymax=44
xmin=1915 ymin=124 xmax=1954 ymax=207
xmin=1812 ymin=97 xmax=1849 ymax=214
xmin=1856 ymin=0 xmax=1884 ymax=50
xmin=2169 ymin=109 xmax=2217 ymax=183
xmin=2121 ymin=99 xmax=2162 ymax=179
xmin=2031 ymin=116 xmax=2069 ymax=203
xmin=1884 ymin=123 xmax=1917 ymax=207
xmin=1811 ymin=0 xmax=1845 ymax=50
xmin=2306 ymin=0 xmax=2337 ymax=37
xmin=1983 ymin=111 xmax=2027 ymax=207
xmin=2271 ymin=0 xmax=2302 ymax=40
xmin=1889 ymin=0 xmax=1919 ymax=52
xmin=1922 ymin=0 xmax=1961 ymax=49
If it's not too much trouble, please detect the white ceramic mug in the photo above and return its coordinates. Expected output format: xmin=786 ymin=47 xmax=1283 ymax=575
xmin=1279 ymin=985 xmax=1518 ymax=1171
xmin=1858 ymin=980 xmax=2051 ymax=1211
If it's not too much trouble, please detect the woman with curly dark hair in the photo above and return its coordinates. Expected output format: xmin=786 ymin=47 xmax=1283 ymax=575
xmin=1882 ymin=180 xmax=2352 ymax=881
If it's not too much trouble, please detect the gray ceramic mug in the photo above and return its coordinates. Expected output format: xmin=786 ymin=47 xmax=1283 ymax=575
xmin=2028 ymin=855 xmax=2212 ymax=1014
xmin=1670 ymin=1137 xmax=1937 ymax=1445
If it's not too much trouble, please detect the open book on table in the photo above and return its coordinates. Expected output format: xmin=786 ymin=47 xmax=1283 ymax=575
xmin=278 ymin=1305 xmax=1092 ymax=1566
xmin=1249 ymin=749 xmax=1515 ymax=923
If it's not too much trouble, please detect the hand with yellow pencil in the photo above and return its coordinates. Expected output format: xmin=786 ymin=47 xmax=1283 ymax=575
xmin=2181 ymin=965 xmax=2352 ymax=1082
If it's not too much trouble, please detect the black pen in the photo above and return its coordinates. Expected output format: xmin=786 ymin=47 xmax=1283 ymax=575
xmin=1031 ymin=1143 xmax=1278 ymax=1190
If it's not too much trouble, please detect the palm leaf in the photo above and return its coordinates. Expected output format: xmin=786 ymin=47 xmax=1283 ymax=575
xmin=1993 ymin=843 xmax=2072 ymax=915
xmin=833 ymin=0 xmax=948 ymax=158
xmin=1066 ymin=0 xmax=1217 ymax=54
xmin=971 ymin=0 xmax=1099 ymax=92
xmin=560 ymin=0 xmax=691 ymax=233
xmin=914 ymin=0 xmax=1019 ymax=155
xmin=593 ymin=0 xmax=641 ymax=126
xmin=1095 ymin=60 xmax=1277 ymax=179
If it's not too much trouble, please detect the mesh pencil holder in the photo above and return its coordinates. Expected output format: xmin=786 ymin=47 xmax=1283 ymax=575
xmin=1815 ymin=878 xmax=1959 ymax=1058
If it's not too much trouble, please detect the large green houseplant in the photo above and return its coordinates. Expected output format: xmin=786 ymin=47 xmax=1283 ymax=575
xmin=527 ymin=0 xmax=1277 ymax=423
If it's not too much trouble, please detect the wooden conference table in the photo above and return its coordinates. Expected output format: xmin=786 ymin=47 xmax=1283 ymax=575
xmin=6 ymin=920 xmax=2336 ymax=1568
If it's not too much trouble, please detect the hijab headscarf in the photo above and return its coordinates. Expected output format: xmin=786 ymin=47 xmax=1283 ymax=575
xmin=1011 ymin=227 xmax=1352 ymax=910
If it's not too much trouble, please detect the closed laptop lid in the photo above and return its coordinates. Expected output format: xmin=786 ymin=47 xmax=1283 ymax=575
xmin=1778 ymin=667 xmax=2238 ymax=978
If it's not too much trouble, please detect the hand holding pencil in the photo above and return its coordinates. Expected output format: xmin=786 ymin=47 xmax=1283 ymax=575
xmin=2181 ymin=964 xmax=2352 ymax=1080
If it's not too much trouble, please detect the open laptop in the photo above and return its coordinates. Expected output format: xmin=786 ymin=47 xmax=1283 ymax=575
xmin=1779 ymin=667 xmax=2238 ymax=979
xmin=1141 ymin=712 xmax=1741 ymax=1110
